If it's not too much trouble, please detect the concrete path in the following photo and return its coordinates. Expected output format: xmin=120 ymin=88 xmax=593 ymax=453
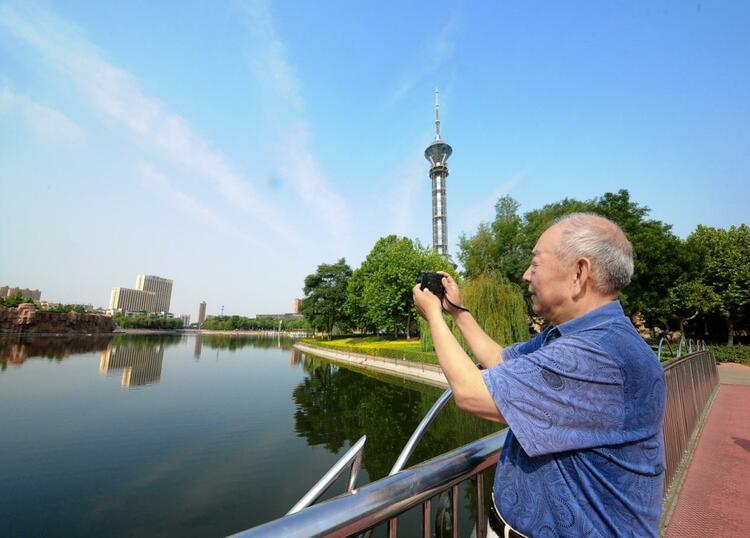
xmin=294 ymin=343 xmax=449 ymax=389
xmin=663 ymin=363 xmax=750 ymax=537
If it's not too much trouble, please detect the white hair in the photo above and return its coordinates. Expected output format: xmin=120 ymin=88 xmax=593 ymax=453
xmin=552 ymin=213 xmax=634 ymax=294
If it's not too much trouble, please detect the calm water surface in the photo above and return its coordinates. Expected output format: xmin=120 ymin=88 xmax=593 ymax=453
xmin=0 ymin=334 xmax=499 ymax=537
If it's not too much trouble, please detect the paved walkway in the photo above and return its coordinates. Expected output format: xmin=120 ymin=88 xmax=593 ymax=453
xmin=663 ymin=363 xmax=750 ymax=537
xmin=294 ymin=343 xmax=449 ymax=389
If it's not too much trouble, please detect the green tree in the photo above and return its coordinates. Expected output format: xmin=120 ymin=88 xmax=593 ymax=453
xmin=593 ymin=190 xmax=688 ymax=326
xmin=457 ymin=190 xmax=689 ymax=326
xmin=348 ymin=236 xmax=452 ymax=337
xmin=301 ymin=258 xmax=352 ymax=337
xmin=667 ymin=280 xmax=719 ymax=336
xmin=688 ymin=224 xmax=750 ymax=345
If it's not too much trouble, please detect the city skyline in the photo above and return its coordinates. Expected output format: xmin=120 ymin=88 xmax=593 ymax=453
xmin=1 ymin=1 xmax=748 ymax=317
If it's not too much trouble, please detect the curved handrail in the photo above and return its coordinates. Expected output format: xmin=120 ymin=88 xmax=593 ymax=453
xmin=389 ymin=388 xmax=454 ymax=476
xmin=231 ymin=430 xmax=507 ymax=538
xmin=287 ymin=435 xmax=366 ymax=515
xmin=657 ymin=336 xmax=674 ymax=361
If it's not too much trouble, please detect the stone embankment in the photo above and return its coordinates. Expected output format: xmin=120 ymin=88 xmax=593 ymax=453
xmin=0 ymin=304 xmax=116 ymax=334
xmin=294 ymin=343 xmax=448 ymax=388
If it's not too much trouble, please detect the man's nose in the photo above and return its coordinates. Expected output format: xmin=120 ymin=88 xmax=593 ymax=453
xmin=522 ymin=267 xmax=531 ymax=282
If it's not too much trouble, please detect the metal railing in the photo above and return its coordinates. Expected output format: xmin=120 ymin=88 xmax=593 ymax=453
xmin=231 ymin=429 xmax=506 ymax=538
xmin=657 ymin=336 xmax=707 ymax=360
xmin=287 ymin=435 xmax=366 ymax=515
xmin=661 ymin=350 xmax=718 ymax=493
xmin=235 ymin=350 xmax=718 ymax=537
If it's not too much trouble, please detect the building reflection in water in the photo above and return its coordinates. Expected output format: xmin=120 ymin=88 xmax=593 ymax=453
xmin=99 ymin=344 xmax=164 ymax=388
xmin=193 ymin=335 xmax=202 ymax=361
xmin=290 ymin=347 xmax=302 ymax=366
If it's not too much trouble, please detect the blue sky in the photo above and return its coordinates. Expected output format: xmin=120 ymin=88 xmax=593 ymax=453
xmin=1 ymin=1 xmax=748 ymax=318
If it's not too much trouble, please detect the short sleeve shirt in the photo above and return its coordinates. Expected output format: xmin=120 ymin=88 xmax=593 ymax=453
xmin=484 ymin=301 xmax=666 ymax=537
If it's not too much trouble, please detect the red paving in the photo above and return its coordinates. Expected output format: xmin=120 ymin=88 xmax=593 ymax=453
xmin=664 ymin=382 xmax=750 ymax=537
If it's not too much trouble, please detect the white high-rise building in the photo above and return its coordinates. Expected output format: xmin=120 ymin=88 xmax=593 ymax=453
xmin=109 ymin=287 xmax=156 ymax=312
xmin=136 ymin=275 xmax=173 ymax=314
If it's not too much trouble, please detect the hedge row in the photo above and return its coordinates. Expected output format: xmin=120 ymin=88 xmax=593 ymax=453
xmin=709 ymin=344 xmax=750 ymax=365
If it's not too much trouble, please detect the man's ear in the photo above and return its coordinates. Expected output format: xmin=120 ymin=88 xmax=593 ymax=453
xmin=574 ymin=257 xmax=592 ymax=290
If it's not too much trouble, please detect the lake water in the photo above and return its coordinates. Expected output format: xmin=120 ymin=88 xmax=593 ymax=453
xmin=0 ymin=334 xmax=499 ymax=537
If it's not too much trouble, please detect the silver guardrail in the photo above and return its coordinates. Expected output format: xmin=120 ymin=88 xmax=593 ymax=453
xmin=287 ymin=435 xmax=366 ymax=515
xmin=231 ymin=429 xmax=506 ymax=538
xmin=661 ymin=349 xmax=718 ymax=493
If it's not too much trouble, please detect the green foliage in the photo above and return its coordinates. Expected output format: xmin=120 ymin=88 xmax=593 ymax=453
xmin=457 ymin=190 xmax=689 ymax=326
xmin=301 ymin=258 xmax=352 ymax=336
xmin=419 ymin=271 xmax=529 ymax=354
xmin=113 ymin=314 xmax=183 ymax=330
xmin=0 ymin=292 xmax=35 ymax=307
xmin=200 ymin=315 xmax=304 ymax=331
xmin=44 ymin=303 xmax=87 ymax=314
xmin=688 ymin=224 xmax=750 ymax=344
xmin=668 ymin=280 xmax=719 ymax=334
xmin=708 ymin=344 xmax=750 ymax=365
xmin=345 ymin=235 xmax=454 ymax=337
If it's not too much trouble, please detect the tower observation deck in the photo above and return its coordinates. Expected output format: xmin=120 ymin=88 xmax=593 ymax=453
xmin=424 ymin=90 xmax=453 ymax=261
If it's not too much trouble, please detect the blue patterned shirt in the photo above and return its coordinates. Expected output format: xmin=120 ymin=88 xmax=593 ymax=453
xmin=484 ymin=301 xmax=665 ymax=537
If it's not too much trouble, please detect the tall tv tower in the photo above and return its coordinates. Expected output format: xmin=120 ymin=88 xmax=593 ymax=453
xmin=424 ymin=89 xmax=453 ymax=261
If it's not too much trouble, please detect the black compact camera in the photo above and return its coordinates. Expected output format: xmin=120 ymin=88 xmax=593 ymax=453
xmin=417 ymin=272 xmax=445 ymax=299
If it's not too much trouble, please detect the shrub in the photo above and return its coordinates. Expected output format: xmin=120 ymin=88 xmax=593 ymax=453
xmin=709 ymin=344 xmax=750 ymax=366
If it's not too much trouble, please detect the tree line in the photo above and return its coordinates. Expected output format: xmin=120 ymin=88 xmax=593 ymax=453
xmin=302 ymin=189 xmax=749 ymax=345
xmin=458 ymin=189 xmax=749 ymax=345
xmin=200 ymin=315 xmax=307 ymax=332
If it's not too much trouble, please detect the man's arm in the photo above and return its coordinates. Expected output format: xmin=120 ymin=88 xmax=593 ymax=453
xmin=414 ymin=284 xmax=504 ymax=423
xmin=437 ymin=272 xmax=504 ymax=368
xmin=450 ymin=310 xmax=503 ymax=368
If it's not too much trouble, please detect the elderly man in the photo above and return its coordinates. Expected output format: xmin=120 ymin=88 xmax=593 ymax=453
xmin=413 ymin=213 xmax=665 ymax=538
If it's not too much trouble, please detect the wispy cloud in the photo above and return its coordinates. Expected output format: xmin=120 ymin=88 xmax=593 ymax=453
xmin=136 ymin=162 xmax=260 ymax=246
xmin=237 ymin=0 xmax=352 ymax=249
xmin=385 ymin=12 xmax=460 ymax=107
xmin=0 ymin=84 xmax=82 ymax=139
xmin=0 ymin=3 xmax=300 ymax=245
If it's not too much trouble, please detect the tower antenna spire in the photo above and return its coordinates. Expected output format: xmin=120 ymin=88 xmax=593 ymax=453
xmin=434 ymin=88 xmax=441 ymax=140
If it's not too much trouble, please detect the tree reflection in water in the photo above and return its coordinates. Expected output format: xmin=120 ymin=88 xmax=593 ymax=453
xmin=293 ymin=355 xmax=500 ymax=481
xmin=292 ymin=355 xmax=501 ymax=534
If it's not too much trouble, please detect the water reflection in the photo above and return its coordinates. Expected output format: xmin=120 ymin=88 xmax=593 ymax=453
xmin=99 ymin=344 xmax=165 ymax=387
xmin=0 ymin=334 xmax=497 ymax=536
xmin=292 ymin=354 xmax=499 ymax=482
xmin=0 ymin=334 xmax=113 ymax=370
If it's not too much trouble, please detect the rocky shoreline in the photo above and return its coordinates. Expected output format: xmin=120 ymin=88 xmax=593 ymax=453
xmin=0 ymin=304 xmax=115 ymax=334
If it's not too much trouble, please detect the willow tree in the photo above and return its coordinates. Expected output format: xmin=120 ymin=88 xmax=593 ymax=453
xmin=420 ymin=271 xmax=529 ymax=355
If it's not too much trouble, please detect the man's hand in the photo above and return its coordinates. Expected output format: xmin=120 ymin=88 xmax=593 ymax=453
xmin=412 ymin=283 xmax=443 ymax=323
xmin=436 ymin=271 xmax=465 ymax=316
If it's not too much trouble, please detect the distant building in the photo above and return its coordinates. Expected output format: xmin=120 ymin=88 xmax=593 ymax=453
xmin=293 ymin=298 xmax=302 ymax=314
xmin=197 ymin=301 xmax=207 ymax=325
xmin=109 ymin=287 xmax=156 ymax=313
xmin=107 ymin=274 xmax=173 ymax=315
xmin=179 ymin=314 xmax=190 ymax=327
xmin=136 ymin=275 xmax=172 ymax=314
xmin=1 ymin=286 xmax=41 ymax=302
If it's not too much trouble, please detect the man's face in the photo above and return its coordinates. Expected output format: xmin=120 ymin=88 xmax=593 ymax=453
xmin=522 ymin=225 xmax=575 ymax=324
